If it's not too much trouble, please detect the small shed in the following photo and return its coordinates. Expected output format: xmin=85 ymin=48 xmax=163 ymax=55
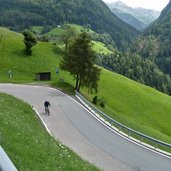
xmin=36 ymin=72 xmax=51 ymax=81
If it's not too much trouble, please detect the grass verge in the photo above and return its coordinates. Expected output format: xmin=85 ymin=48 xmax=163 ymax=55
xmin=81 ymin=68 xmax=171 ymax=145
xmin=0 ymin=93 xmax=99 ymax=171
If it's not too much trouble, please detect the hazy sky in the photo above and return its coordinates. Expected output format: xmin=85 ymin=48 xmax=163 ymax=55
xmin=102 ymin=0 xmax=170 ymax=11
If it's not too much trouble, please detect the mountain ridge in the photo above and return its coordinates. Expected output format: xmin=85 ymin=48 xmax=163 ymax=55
xmin=133 ymin=0 xmax=171 ymax=81
xmin=0 ymin=0 xmax=139 ymax=50
xmin=160 ymin=0 xmax=171 ymax=19
xmin=107 ymin=0 xmax=160 ymax=30
xmin=111 ymin=8 xmax=146 ymax=30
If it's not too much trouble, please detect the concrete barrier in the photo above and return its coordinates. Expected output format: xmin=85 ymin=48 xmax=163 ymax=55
xmin=0 ymin=146 xmax=18 ymax=171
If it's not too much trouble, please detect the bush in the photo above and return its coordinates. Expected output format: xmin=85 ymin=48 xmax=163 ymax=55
xmin=23 ymin=29 xmax=37 ymax=55
xmin=92 ymin=96 xmax=98 ymax=105
xmin=99 ymin=97 xmax=106 ymax=108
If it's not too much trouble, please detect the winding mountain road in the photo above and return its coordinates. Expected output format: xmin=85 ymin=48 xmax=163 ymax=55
xmin=0 ymin=84 xmax=170 ymax=171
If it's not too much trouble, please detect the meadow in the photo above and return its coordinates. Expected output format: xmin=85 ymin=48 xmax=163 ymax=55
xmin=1 ymin=27 xmax=171 ymax=153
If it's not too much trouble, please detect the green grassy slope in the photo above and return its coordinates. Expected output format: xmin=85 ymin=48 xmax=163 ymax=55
xmin=0 ymin=93 xmax=99 ymax=171
xmin=92 ymin=41 xmax=112 ymax=55
xmin=31 ymin=26 xmax=44 ymax=34
xmin=45 ymin=24 xmax=113 ymax=54
xmin=1 ymin=27 xmax=171 ymax=146
xmin=47 ymin=27 xmax=64 ymax=36
xmin=83 ymin=69 xmax=171 ymax=144
xmin=0 ymin=27 xmax=73 ymax=85
xmin=47 ymin=24 xmax=94 ymax=36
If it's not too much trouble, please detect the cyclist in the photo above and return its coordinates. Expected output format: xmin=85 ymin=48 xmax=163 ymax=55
xmin=44 ymin=101 xmax=50 ymax=115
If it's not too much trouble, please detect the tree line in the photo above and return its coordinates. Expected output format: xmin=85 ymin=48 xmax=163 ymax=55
xmin=98 ymin=51 xmax=171 ymax=95
xmin=132 ymin=3 xmax=171 ymax=83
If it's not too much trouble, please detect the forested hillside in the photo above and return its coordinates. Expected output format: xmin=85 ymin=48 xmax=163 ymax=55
xmin=0 ymin=0 xmax=139 ymax=50
xmin=124 ymin=0 xmax=171 ymax=95
xmin=98 ymin=50 xmax=171 ymax=95
xmin=133 ymin=0 xmax=171 ymax=77
xmin=112 ymin=11 xmax=146 ymax=31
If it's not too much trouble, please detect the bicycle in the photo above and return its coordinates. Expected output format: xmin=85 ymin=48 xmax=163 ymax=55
xmin=44 ymin=101 xmax=50 ymax=115
xmin=45 ymin=106 xmax=50 ymax=115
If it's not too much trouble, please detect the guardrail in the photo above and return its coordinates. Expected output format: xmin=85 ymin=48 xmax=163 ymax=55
xmin=0 ymin=146 xmax=18 ymax=171
xmin=76 ymin=91 xmax=171 ymax=156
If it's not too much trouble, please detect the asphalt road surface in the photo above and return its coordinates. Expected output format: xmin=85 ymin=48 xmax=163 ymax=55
xmin=0 ymin=84 xmax=171 ymax=171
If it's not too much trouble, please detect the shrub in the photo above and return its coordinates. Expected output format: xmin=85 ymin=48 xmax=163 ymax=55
xmin=99 ymin=97 xmax=106 ymax=108
xmin=92 ymin=96 xmax=98 ymax=105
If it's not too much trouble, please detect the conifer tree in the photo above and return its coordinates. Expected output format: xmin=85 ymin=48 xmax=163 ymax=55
xmin=23 ymin=29 xmax=37 ymax=55
xmin=60 ymin=31 xmax=101 ymax=92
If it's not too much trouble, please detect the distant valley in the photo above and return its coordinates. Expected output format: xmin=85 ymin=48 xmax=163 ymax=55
xmin=107 ymin=0 xmax=160 ymax=30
